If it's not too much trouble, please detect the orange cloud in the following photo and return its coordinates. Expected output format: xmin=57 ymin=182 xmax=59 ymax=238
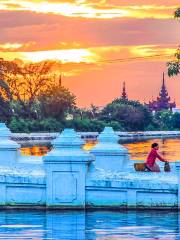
xmin=0 ymin=44 xmax=176 ymax=79
xmin=129 ymin=45 xmax=176 ymax=58
xmin=0 ymin=0 xmax=127 ymax=19
xmin=0 ymin=43 xmax=23 ymax=50
xmin=0 ymin=47 xmax=99 ymax=65
xmin=0 ymin=42 xmax=36 ymax=51
xmin=0 ymin=0 xmax=178 ymax=19
xmin=0 ymin=44 xmax=176 ymax=61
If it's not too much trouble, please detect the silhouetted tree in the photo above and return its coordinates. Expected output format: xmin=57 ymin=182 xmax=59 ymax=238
xmin=0 ymin=59 xmax=55 ymax=118
xmin=39 ymin=85 xmax=76 ymax=120
xmin=99 ymin=98 xmax=153 ymax=131
xmin=154 ymin=110 xmax=173 ymax=130
xmin=0 ymin=59 xmax=54 ymax=117
xmin=0 ymin=94 xmax=11 ymax=122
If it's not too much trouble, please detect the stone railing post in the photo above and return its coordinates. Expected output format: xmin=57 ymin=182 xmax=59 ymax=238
xmin=176 ymin=162 xmax=180 ymax=208
xmin=90 ymin=127 xmax=129 ymax=172
xmin=43 ymin=128 xmax=94 ymax=208
xmin=0 ymin=123 xmax=20 ymax=166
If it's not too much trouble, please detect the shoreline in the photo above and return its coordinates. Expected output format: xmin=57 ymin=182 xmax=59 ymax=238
xmin=10 ymin=131 xmax=180 ymax=145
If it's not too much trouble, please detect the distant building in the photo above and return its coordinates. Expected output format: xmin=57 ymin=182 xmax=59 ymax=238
xmin=121 ymin=81 xmax=128 ymax=100
xmin=147 ymin=73 xmax=176 ymax=112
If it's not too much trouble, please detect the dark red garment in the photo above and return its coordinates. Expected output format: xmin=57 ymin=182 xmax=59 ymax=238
xmin=146 ymin=148 xmax=165 ymax=168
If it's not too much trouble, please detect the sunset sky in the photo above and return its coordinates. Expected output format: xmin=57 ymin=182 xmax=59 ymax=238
xmin=0 ymin=0 xmax=179 ymax=107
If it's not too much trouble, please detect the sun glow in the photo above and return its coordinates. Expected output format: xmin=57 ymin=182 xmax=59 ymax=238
xmin=20 ymin=49 xmax=99 ymax=63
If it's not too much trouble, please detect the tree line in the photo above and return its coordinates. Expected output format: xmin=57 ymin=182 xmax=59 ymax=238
xmin=0 ymin=59 xmax=179 ymax=133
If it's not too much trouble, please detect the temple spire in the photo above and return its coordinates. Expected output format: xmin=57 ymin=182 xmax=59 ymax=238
xmin=59 ymin=74 xmax=62 ymax=87
xmin=159 ymin=72 xmax=169 ymax=102
xmin=121 ymin=81 xmax=128 ymax=100
xmin=147 ymin=72 xmax=176 ymax=112
xmin=162 ymin=72 xmax=165 ymax=87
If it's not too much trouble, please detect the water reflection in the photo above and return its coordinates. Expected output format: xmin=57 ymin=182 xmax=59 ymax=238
xmin=20 ymin=138 xmax=180 ymax=162
xmin=21 ymin=146 xmax=51 ymax=156
xmin=123 ymin=138 xmax=180 ymax=161
xmin=0 ymin=210 xmax=179 ymax=239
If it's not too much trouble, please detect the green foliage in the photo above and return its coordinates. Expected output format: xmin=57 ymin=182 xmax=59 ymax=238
xmin=172 ymin=112 xmax=180 ymax=129
xmin=39 ymin=85 xmax=76 ymax=120
xmin=63 ymin=119 xmax=123 ymax=132
xmin=167 ymin=47 xmax=180 ymax=77
xmin=99 ymin=98 xmax=152 ymax=131
xmin=175 ymin=8 xmax=180 ymax=18
xmin=8 ymin=118 xmax=30 ymax=133
xmin=154 ymin=110 xmax=174 ymax=130
xmin=104 ymin=121 xmax=124 ymax=131
xmin=9 ymin=106 xmax=180 ymax=133
xmin=145 ymin=124 xmax=157 ymax=131
xmin=64 ymin=119 xmax=103 ymax=132
xmin=0 ymin=95 xmax=12 ymax=123
xmin=112 ymin=98 xmax=143 ymax=107
xmin=8 ymin=117 xmax=63 ymax=133
xmin=167 ymin=9 xmax=180 ymax=76
xmin=72 ymin=105 xmax=100 ymax=120
xmin=9 ymin=99 xmax=42 ymax=119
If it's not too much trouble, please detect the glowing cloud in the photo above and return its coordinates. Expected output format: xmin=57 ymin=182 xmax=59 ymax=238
xmin=0 ymin=0 xmax=178 ymax=19
xmin=130 ymin=45 xmax=176 ymax=58
xmin=0 ymin=48 xmax=98 ymax=63
xmin=0 ymin=42 xmax=35 ymax=51
xmin=0 ymin=43 xmax=23 ymax=50
xmin=0 ymin=45 xmax=176 ymax=66
xmin=0 ymin=0 xmax=127 ymax=19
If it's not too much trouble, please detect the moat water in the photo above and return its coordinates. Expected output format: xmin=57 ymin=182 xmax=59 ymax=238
xmin=21 ymin=137 xmax=180 ymax=162
xmin=0 ymin=210 xmax=179 ymax=240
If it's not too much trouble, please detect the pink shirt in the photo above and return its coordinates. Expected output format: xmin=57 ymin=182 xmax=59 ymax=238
xmin=146 ymin=148 xmax=165 ymax=167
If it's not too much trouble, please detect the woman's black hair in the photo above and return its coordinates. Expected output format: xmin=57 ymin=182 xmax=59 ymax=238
xmin=151 ymin=143 xmax=159 ymax=148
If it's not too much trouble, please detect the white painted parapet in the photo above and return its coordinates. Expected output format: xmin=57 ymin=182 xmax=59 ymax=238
xmin=0 ymin=123 xmax=20 ymax=166
xmin=0 ymin=122 xmax=176 ymax=209
xmin=90 ymin=127 xmax=129 ymax=172
xmin=43 ymin=128 xmax=94 ymax=208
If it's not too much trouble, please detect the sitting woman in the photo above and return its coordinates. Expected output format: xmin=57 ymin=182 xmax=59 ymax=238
xmin=145 ymin=142 xmax=168 ymax=172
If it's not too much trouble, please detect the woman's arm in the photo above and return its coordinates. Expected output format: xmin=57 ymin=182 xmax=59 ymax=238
xmin=156 ymin=152 xmax=167 ymax=162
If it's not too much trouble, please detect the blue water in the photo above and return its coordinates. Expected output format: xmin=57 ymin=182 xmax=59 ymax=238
xmin=0 ymin=210 xmax=179 ymax=239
